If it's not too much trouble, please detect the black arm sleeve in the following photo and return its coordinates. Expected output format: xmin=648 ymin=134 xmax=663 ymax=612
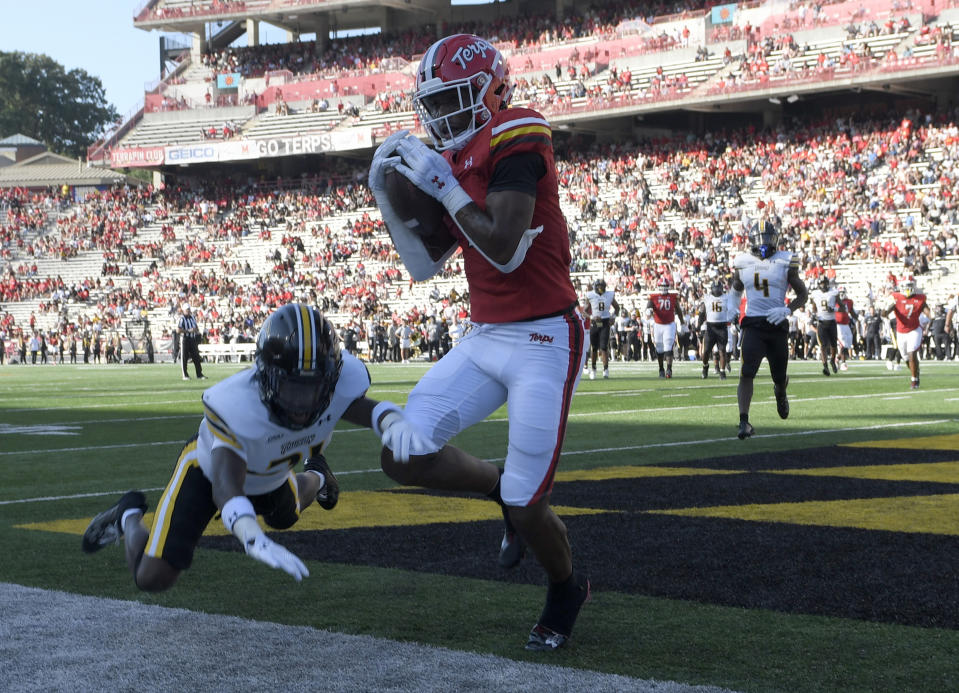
xmin=487 ymin=151 xmax=546 ymax=196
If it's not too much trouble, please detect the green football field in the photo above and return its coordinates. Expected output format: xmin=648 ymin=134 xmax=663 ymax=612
xmin=1 ymin=358 xmax=958 ymax=692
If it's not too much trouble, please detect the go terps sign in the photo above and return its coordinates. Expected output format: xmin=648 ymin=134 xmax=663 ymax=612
xmin=255 ymin=131 xmax=372 ymax=158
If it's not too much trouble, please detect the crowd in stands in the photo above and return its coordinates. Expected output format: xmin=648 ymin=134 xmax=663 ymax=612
xmin=197 ymin=0 xmax=715 ymax=87
xmin=4 ymin=104 xmax=959 ymax=363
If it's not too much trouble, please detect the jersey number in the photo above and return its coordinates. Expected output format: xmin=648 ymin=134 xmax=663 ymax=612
xmin=711 ymin=301 xmax=723 ymax=313
xmin=753 ymin=273 xmax=769 ymax=297
xmin=656 ymin=297 xmax=671 ymax=310
xmin=267 ymin=442 xmax=326 ymax=471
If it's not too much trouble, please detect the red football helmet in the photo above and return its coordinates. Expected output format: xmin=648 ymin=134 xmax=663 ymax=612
xmin=657 ymin=276 xmax=672 ymax=293
xmin=413 ymin=34 xmax=513 ymax=151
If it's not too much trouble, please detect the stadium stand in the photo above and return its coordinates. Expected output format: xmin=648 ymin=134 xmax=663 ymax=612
xmin=3 ymin=0 xmax=959 ymax=363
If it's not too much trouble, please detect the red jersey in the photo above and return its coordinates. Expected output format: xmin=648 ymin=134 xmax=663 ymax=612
xmin=649 ymin=292 xmax=677 ymax=324
xmin=442 ymin=107 xmax=575 ymax=323
xmin=835 ymin=298 xmax=854 ymax=325
xmin=890 ymin=292 xmax=926 ymax=332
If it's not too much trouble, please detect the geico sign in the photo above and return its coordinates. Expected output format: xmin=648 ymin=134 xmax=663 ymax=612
xmin=166 ymin=146 xmax=217 ymax=162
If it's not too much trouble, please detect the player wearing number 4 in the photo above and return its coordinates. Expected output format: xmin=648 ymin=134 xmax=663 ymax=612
xmin=729 ymin=219 xmax=808 ymax=440
xmin=367 ymin=34 xmax=590 ymax=652
xmin=81 ymin=303 xmax=428 ymax=590
xmin=883 ymin=278 xmax=930 ymax=389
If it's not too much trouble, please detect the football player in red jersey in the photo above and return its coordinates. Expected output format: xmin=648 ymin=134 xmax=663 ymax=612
xmin=647 ymin=275 xmax=684 ymax=378
xmin=834 ymin=287 xmax=858 ymax=371
xmin=367 ymin=34 xmax=589 ymax=652
xmin=883 ymin=278 xmax=930 ymax=389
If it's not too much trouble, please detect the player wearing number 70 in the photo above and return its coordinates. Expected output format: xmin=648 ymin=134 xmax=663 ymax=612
xmin=729 ymin=218 xmax=808 ymax=440
xmin=81 ymin=303 xmax=430 ymax=589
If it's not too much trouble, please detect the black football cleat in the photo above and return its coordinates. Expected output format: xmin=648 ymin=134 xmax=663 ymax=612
xmin=737 ymin=421 xmax=755 ymax=440
xmin=775 ymin=377 xmax=789 ymax=420
xmin=702 ymin=365 xmax=708 ymax=379
xmin=82 ymin=490 xmax=147 ymax=553
xmin=525 ymin=625 xmax=571 ymax=652
xmin=526 ymin=572 xmax=590 ymax=651
xmin=305 ymin=455 xmax=339 ymax=510
xmin=822 ymin=364 xmax=830 ymax=377
xmin=830 ymin=359 xmax=838 ymax=374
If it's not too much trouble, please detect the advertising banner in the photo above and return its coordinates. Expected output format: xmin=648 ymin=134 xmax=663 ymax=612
xmin=110 ymin=146 xmax=165 ymax=168
xmin=254 ymin=129 xmax=372 ymax=158
xmin=164 ymin=144 xmax=219 ymax=165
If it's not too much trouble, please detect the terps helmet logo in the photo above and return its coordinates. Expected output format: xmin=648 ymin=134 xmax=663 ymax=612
xmin=450 ymin=40 xmax=494 ymax=70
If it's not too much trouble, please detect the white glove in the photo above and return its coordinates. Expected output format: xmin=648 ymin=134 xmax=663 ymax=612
xmin=232 ymin=515 xmax=309 ymax=582
xmin=368 ymin=129 xmax=410 ymax=195
xmin=372 ymin=402 xmax=437 ymax=463
xmin=394 ymin=136 xmax=473 ymax=215
xmin=766 ymin=306 xmax=792 ymax=325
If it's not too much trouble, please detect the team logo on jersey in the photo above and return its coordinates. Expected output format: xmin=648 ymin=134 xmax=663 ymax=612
xmin=281 ymin=433 xmax=316 ymax=455
xmin=529 ymin=332 xmax=554 ymax=344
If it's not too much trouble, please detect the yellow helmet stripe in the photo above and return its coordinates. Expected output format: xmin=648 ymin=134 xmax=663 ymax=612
xmin=297 ymin=303 xmax=316 ymax=372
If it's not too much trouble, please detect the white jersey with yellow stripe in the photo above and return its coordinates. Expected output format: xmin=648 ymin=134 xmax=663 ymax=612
xmin=197 ymin=352 xmax=370 ymax=496
xmin=586 ymin=289 xmax=616 ymax=319
xmin=732 ymin=250 xmax=796 ymax=319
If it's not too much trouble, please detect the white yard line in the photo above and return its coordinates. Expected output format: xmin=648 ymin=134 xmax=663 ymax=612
xmin=1 ymin=419 xmax=950 ymax=505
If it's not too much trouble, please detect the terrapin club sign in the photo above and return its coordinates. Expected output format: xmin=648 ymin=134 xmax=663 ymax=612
xmin=110 ymin=146 xmax=165 ymax=168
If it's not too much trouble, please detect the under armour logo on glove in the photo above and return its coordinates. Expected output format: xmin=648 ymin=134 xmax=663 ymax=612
xmin=431 ymin=176 xmax=446 ymax=190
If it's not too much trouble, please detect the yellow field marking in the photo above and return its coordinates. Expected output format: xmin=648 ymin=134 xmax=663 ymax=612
xmin=555 ymin=466 xmax=743 ymax=481
xmin=765 ymin=461 xmax=959 ymax=484
xmin=843 ymin=433 xmax=959 ymax=451
xmin=16 ymin=490 xmax=611 ymax=537
xmin=650 ymin=494 xmax=959 ymax=535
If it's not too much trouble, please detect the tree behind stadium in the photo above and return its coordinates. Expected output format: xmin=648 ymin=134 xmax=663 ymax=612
xmin=0 ymin=51 xmax=118 ymax=159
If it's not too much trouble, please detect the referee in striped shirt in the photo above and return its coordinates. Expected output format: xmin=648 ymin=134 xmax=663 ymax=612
xmin=178 ymin=305 xmax=206 ymax=380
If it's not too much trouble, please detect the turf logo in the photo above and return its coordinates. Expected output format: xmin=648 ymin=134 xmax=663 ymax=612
xmin=0 ymin=423 xmax=82 ymax=436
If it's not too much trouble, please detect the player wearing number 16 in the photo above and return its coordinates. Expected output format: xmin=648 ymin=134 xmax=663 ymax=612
xmin=81 ymin=303 xmax=429 ymax=590
xmin=729 ymin=218 xmax=808 ymax=440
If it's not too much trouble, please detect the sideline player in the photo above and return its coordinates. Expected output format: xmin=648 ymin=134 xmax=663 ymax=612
xmin=883 ymin=278 xmax=930 ymax=389
xmin=81 ymin=304 xmax=427 ymax=590
xmin=809 ymin=276 xmax=840 ymax=376
xmin=834 ymin=287 xmax=857 ymax=370
xmin=367 ymin=34 xmax=589 ymax=651
xmin=648 ymin=275 xmax=684 ymax=378
xmin=583 ymin=278 xmax=620 ymax=379
xmin=730 ymin=219 xmax=808 ymax=439
xmin=698 ymin=280 xmax=732 ymax=380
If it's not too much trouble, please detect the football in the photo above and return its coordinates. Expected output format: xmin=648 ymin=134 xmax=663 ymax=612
xmin=383 ymin=166 xmax=457 ymax=262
